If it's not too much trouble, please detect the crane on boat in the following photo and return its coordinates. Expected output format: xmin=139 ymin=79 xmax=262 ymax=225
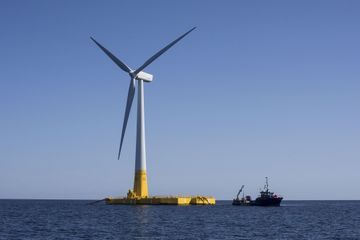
xmin=236 ymin=185 xmax=245 ymax=200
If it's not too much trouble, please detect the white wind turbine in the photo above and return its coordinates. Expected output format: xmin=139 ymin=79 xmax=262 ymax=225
xmin=91 ymin=27 xmax=196 ymax=197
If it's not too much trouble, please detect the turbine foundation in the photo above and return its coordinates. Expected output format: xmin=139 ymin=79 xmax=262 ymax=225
xmin=105 ymin=195 xmax=216 ymax=205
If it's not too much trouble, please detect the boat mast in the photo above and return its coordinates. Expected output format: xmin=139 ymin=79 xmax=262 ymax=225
xmin=265 ymin=177 xmax=269 ymax=192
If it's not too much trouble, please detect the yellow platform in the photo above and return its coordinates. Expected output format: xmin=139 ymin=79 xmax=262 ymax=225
xmin=105 ymin=195 xmax=216 ymax=205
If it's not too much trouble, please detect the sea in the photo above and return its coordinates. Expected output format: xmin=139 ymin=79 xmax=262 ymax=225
xmin=0 ymin=200 xmax=359 ymax=239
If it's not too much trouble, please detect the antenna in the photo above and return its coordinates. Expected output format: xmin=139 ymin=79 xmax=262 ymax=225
xmin=265 ymin=177 xmax=269 ymax=192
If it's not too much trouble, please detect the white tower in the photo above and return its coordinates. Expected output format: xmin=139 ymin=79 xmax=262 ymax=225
xmin=134 ymin=79 xmax=148 ymax=197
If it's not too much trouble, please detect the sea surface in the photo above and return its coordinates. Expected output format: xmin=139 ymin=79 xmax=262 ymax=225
xmin=0 ymin=200 xmax=359 ymax=239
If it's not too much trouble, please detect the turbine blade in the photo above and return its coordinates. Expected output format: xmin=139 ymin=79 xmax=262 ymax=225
xmin=90 ymin=37 xmax=132 ymax=73
xmin=118 ymin=78 xmax=136 ymax=160
xmin=134 ymin=27 xmax=196 ymax=75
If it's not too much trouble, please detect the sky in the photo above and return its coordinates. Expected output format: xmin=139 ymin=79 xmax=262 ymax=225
xmin=0 ymin=0 xmax=359 ymax=200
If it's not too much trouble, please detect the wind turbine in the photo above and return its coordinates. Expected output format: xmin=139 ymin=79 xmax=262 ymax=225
xmin=91 ymin=27 xmax=196 ymax=198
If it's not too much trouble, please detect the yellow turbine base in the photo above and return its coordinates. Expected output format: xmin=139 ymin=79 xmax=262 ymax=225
xmin=133 ymin=170 xmax=148 ymax=198
xmin=105 ymin=195 xmax=216 ymax=205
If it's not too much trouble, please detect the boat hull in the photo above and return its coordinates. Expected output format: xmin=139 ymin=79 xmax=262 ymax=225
xmin=232 ymin=197 xmax=282 ymax=206
xmin=253 ymin=197 xmax=282 ymax=206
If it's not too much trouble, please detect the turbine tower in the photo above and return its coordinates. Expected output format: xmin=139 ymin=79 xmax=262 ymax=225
xmin=91 ymin=27 xmax=196 ymax=198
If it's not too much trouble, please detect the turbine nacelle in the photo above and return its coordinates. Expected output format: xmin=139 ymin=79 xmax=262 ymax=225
xmin=133 ymin=71 xmax=153 ymax=82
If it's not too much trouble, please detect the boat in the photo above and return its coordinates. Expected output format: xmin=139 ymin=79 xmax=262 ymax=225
xmin=232 ymin=177 xmax=283 ymax=206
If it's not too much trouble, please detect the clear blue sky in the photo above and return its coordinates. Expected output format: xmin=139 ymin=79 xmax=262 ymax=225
xmin=1 ymin=0 xmax=359 ymax=200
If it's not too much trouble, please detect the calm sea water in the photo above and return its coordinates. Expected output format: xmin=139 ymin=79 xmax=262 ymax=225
xmin=0 ymin=200 xmax=359 ymax=239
